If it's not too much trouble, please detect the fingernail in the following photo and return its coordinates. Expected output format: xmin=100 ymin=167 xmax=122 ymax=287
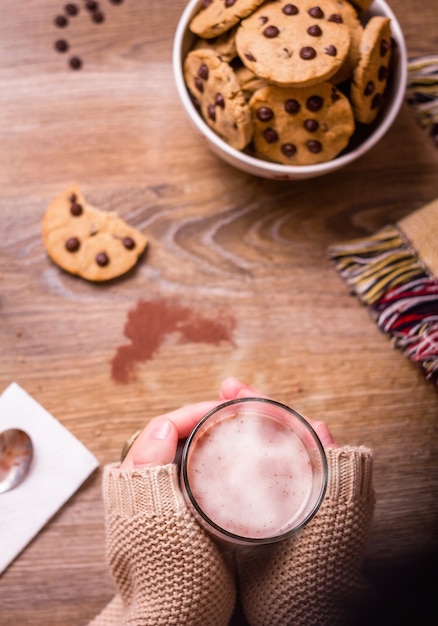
xmin=149 ymin=418 xmax=173 ymax=440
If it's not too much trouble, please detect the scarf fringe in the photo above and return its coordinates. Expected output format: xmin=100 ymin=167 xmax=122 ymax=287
xmin=329 ymin=226 xmax=438 ymax=386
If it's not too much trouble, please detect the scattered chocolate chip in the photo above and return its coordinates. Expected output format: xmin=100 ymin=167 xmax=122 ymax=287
xmin=225 ymin=0 xmax=237 ymax=6
xmin=264 ymin=25 xmax=280 ymax=38
xmin=65 ymin=4 xmax=79 ymax=16
xmin=54 ymin=15 xmax=68 ymax=28
xmin=306 ymin=95 xmax=323 ymax=111
xmin=70 ymin=203 xmax=83 ymax=216
xmin=307 ymin=25 xmax=322 ymax=37
xmin=194 ymin=77 xmax=204 ymax=92
xmin=109 ymin=0 xmax=124 ymax=4
xmin=378 ymin=65 xmax=389 ymax=81
xmin=300 ymin=46 xmax=316 ymax=60
xmin=257 ymin=106 xmax=274 ymax=122
xmin=281 ymin=143 xmax=297 ymax=157
xmin=55 ymin=39 xmax=69 ymax=53
xmin=308 ymin=6 xmax=324 ymax=18
xmin=123 ymin=237 xmax=136 ymax=250
xmin=85 ymin=1 xmax=98 ymax=11
xmin=69 ymin=193 xmax=77 ymax=203
xmin=380 ymin=39 xmax=390 ymax=57
xmin=66 ymin=237 xmax=80 ymax=252
xmin=307 ymin=139 xmax=322 ymax=153
xmin=244 ymin=52 xmax=257 ymax=62
xmin=69 ymin=56 xmax=83 ymax=70
xmin=207 ymin=104 xmax=216 ymax=121
xmin=92 ymin=10 xmax=105 ymax=23
xmin=331 ymin=87 xmax=341 ymax=102
xmin=284 ymin=98 xmax=301 ymax=114
xmin=198 ymin=64 xmax=209 ymax=80
xmin=96 ymin=252 xmax=109 ymax=266
xmin=328 ymin=14 xmax=343 ymax=23
xmin=215 ymin=93 xmax=225 ymax=108
xmin=364 ymin=81 xmax=375 ymax=96
xmin=202 ymin=0 xmax=213 ymax=8
xmin=371 ymin=93 xmax=383 ymax=109
xmin=263 ymin=128 xmax=279 ymax=143
xmin=260 ymin=16 xmax=269 ymax=25
xmin=325 ymin=45 xmax=337 ymax=56
xmin=283 ymin=4 xmax=299 ymax=15
xmin=304 ymin=119 xmax=319 ymax=132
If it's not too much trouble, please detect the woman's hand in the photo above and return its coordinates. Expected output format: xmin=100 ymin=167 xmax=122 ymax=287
xmin=121 ymin=377 xmax=337 ymax=469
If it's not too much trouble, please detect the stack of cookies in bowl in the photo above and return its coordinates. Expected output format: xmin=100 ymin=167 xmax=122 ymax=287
xmin=174 ymin=0 xmax=407 ymax=178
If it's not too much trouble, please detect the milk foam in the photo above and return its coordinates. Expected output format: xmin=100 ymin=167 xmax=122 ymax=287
xmin=187 ymin=413 xmax=313 ymax=539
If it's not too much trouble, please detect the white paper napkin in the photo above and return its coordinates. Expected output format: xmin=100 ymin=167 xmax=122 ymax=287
xmin=0 ymin=382 xmax=99 ymax=574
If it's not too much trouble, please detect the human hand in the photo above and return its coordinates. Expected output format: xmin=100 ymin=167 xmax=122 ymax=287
xmin=121 ymin=377 xmax=337 ymax=469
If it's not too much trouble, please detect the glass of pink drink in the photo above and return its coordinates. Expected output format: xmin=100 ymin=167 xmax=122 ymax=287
xmin=181 ymin=398 xmax=328 ymax=546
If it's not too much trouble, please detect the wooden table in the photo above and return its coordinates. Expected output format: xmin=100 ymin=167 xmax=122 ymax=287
xmin=1 ymin=1 xmax=437 ymax=623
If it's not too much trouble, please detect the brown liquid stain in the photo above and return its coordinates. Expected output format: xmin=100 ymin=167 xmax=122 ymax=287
xmin=111 ymin=297 xmax=235 ymax=384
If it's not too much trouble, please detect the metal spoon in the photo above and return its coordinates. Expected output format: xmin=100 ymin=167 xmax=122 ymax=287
xmin=0 ymin=429 xmax=33 ymax=493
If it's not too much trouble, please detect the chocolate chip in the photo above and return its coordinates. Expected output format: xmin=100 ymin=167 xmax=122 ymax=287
xmin=85 ymin=1 xmax=98 ymax=11
xmin=307 ymin=140 xmax=322 ymax=153
xmin=55 ymin=39 xmax=69 ymax=53
xmin=325 ymin=45 xmax=337 ymax=56
xmin=264 ymin=25 xmax=280 ymax=38
xmin=215 ymin=93 xmax=225 ymax=108
xmin=123 ymin=237 xmax=136 ymax=250
xmin=283 ymin=4 xmax=299 ymax=15
xmin=260 ymin=16 xmax=269 ymax=25
xmin=202 ymin=0 xmax=213 ymax=8
xmin=300 ymin=47 xmax=316 ymax=60
xmin=54 ymin=15 xmax=68 ymax=27
xmin=284 ymin=98 xmax=301 ymax=114
xmin=198 ymin=64 xmax=209 ymax=80
xmin=378 ymin=65 xmax=389 ymax=81
xmin=225 ymin=0 xmax=237 ymax=6
xmin=371 ymin=93 xmax=383 ymax=109
xmin=306 ymin=95 xmax=323 ymax=111
xmin=364 ymin=81 xmax=375 ymax=96
xmin=328 ymin=14 xmax=343 ymax=23
xmin=65 ymin=237 xmax=80 ymax=252
xmin=307 ymin=25 xmax=322 ymax=37
xmin=92 ymin=11 xmax=105 ymax=23
xmin=263 ymin=128 xmax=279 ymax=143
xmin=109 ymin=0 xmax=124 ymax=4
xmin=308 ymin=6 xmax=324 ymax=18
xmin=207 ymin=104 xmax=216 ymax=121
xmin=304 ymin=119 xmax=319 ymax=132
xmin=70 ymin=203 xmax=83 ymax=216
xmin=380 ymin=39 xmax=390 ymax=57
xmin=244 ymin=52 xmax=257 ymax=62
xmin=65 ymin=4 xmax=79 ymax=16
xmin=96 ymin=252 xmax=109 ymax=267
xmin=70 ymin=56 xmax=82 ymax=70
xmin=194 ymin=77 xmax=204 ymax=92
xmin=331 ymin=87 xmax=341 ymax=102
xmin=256 ymin=106 xmax=274 ymax=122
xmin=69 ymin=193 xmax=77 ymax=203
xmin=281 ymin=143 xmax=297 ymax=157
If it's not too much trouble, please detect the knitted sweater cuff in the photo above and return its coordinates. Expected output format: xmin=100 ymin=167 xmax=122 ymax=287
xmin=103 ymin=462 xmax=186 ymax=518
xmin=325 ymin=446 xmax=374 ymax=503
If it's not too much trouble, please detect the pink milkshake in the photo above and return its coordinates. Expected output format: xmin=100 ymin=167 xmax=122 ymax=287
xmin=181 ymin=398 xmax=327 ymax=545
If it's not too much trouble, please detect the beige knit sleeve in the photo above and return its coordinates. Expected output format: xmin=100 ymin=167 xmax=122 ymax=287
xmin=88 ymin=462 xmax=236 ymax=626
xmin=236 ymin=446 xmax=375 ymax=626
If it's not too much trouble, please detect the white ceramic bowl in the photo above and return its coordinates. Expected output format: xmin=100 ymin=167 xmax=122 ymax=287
xmin=173 ymin=0 xmax=407 ymax=180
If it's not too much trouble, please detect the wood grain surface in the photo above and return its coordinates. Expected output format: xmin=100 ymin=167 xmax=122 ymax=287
xmin=1 ymin=1 xmax=437 ymax=624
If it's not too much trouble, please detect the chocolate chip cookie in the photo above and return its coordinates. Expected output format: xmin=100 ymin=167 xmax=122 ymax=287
xmin=350 ymin=16 xmax=392 ymax=123
xmin=42 ymin=186 xmax=148 ymax=282
xmin=184 ymin=48 xmax=253 ymax=149
xmin=193 ymin=25 xmax=239 ymax=63
xmin=330 ymin=0 xmax=364 ymax=85
xmin=190 ymin=0 xmax=266 ymax=38
xmin=249 ymin=81 xmax=355 ymax=165
xmin=235 ymin=0 xmax=351 ymax=87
